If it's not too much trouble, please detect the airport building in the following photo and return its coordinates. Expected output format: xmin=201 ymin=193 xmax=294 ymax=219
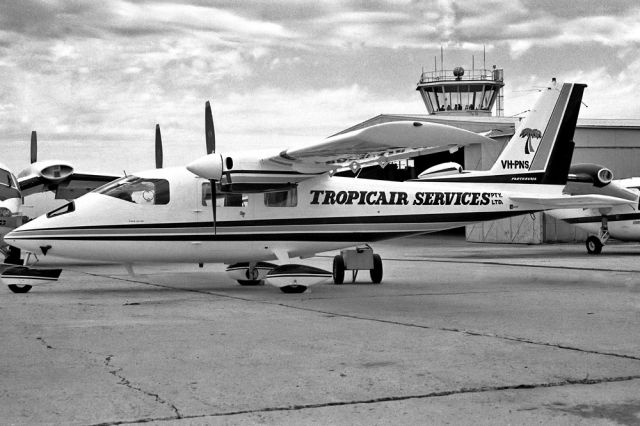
xmin=341 ymin=65 xmax=640 ymax=244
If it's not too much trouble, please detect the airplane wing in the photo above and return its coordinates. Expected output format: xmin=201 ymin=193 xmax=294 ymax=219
xmin=510 ymin=194 xmax=633 ymax=209
xmin=19 ymin=169 xmax=120 ymax=199
xmin=270 ymin=121 xmax=494 ymax=173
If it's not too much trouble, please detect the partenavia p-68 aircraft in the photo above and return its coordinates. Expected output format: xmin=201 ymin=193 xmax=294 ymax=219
xmin=5 ymin=81 xmax=634 ymax=293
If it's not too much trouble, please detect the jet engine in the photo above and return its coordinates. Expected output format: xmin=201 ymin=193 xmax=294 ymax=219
xmin=567 ymin=163 xmax=613 ymax=188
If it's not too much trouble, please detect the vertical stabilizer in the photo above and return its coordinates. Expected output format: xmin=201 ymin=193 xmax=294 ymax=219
xmin=490 ymin=81 xmax=586 ymax=184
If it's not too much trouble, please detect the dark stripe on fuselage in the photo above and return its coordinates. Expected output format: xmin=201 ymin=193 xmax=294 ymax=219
xmin=411 ymin=172 xmax=545 ymax=184
xmin=563 ymin=212 xmax=640 ymax=225
xmin=16 ymin=211 xmax=538 ymax=233
xmin=10 ymin=231 xmax=421 ymax=242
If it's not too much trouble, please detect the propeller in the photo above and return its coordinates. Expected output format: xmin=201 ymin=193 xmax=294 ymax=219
xmin=155 ymin=124 xmax=163 ymax=169
xmin=205 ymin=101 xmax=218 ymax=234
xmin=30 ymin=131 xmax=37 ymax=164
xmin=205 ymin=101 xmax=215 ymax=155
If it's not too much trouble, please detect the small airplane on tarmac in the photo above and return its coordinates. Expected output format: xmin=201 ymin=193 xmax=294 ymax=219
xmin=0 ymin=128 xmax=169 ymax=291
xmin=546 ymin=172 xmax=640 ymax=254
xmin=0 ymin=131 xmax=122 ymax=259
xmin=6 ymin=81 xmax=635 ymax=294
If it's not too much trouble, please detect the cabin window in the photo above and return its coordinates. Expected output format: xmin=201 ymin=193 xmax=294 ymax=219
xmin=97 ymin=176 xmax=170 ymax=205
xmin=201 ymin=182 xmax=248 ymax=207
xmin=264 ymin=188 xmax=297 ymax=207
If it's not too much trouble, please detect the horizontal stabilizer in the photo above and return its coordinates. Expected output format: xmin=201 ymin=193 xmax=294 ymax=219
xmin=511 ymin=194 xmax=632 ymax=210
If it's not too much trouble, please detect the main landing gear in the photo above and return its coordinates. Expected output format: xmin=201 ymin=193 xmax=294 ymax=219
xmin=332 ymin=246 xmax=383 ymax=285
xmin=586 ymin=216 xmax=609 ymax=255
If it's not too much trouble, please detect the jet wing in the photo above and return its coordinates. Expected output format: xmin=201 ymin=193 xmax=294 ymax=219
xmin=19 ymin=171 xmax=120 ymax=199
xmin=511 ymin=194 xmax=633 ymax=209
xmin=270 ymin=121 xmax=494 ymax=173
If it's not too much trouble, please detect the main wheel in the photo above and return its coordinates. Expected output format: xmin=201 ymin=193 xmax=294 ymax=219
xmin=280 ymin=285 xmax=307 ymax=294
xmin=333 ymin=255 xmax=345 ymax=284
xmin=586 ymin=236 xmax=603 ymax=255
xmin=370 ymin=254 xmax=383 ymax=283
xmin=8 ymin=284 xmax=32 ymax=294
xmin=237 ymin=280 xmax=264 ymax=286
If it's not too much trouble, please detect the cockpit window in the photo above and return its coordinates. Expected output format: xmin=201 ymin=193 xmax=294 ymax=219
xmin=0 ymin=168 xmax=20 ymax=201
xmin=0 ymin=169 xmax=12 ymax=187
xmin=47 ymin=201 xmax=75 ymax=218
xmin=97 ymin=176 xmax=170 ymax=205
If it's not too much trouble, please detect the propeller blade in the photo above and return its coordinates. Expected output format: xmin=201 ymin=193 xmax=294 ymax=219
xmin=155 ymin=124 xmax=163 ymax=169
xmin=210 ymin=180 xmax=217 ymax=234
xmin=30 ymin=131 xmax=37 ymax=164
xmin=205 ymin=101 xmax=215 ymax=155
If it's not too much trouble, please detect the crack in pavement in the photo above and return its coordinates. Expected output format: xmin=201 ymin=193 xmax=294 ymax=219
xmin=79 ymin=270 xmax=640 ymax=362
xmin=36 ymin=336 xmax=55 ymax=350
xmin=104 ymin=355 xmax=181 ymax=420
xmin=89 ymin=374 xmax=640 ymax=425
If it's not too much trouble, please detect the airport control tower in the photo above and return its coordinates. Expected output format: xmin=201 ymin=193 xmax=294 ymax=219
xmin=416 ymin=66 xmax=504 ymax=117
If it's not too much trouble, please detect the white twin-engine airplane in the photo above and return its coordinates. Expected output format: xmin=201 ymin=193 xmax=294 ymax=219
xmin=0 ymin=132 xmax=120 ymax=260
xmin=5 ymin=81 xmax=634 ymax=294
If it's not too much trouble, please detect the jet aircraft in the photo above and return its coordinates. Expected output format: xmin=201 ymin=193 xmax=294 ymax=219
xmin=6 ymin=81 xmax=633 ymax=294
xmin=546 ymin=171 xmax=640 ymax=254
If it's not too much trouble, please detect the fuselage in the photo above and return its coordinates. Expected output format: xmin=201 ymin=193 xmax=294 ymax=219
xmin=6 ymin=166 xmax=568 ymax=264
xmin=548 ymin=177 xmax=640 ymax=241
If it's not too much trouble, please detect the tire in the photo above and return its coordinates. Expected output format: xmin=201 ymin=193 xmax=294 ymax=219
xmin=370 ymin=254 xmax=383 ymax=283
xmin=237 ymin=280 xmax=264 ymax=286
xmin=333 ymin=255 xmax=345 ymax=284
xmin=280 ymin=285 xmax=307 ymax=294
xmin=8 ymin=284 xmax=32 ymax=294
xmin=586 ymin=236 xmax=603 ymax=255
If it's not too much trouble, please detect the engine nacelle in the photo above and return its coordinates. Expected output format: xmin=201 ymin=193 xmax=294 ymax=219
xmin=417 ymin=162 xmax=463 ymax=179
xmin=186 ymin=153 xmax=225 ymax=181
xmin=568 ymin=163 xmax=613 ymax=188
xmin=18 ymin=160 xmax=74 ymax=183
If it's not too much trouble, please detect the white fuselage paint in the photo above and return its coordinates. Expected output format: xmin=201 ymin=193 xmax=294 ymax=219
xmin=7 ymin=167 xmax=565 ymax=264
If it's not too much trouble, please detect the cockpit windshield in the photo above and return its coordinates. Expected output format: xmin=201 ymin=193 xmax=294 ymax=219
xmin=0 ymin=168 xmax=20 ymax=201
xmin=96 ymin=176 xmax=170 ymax=205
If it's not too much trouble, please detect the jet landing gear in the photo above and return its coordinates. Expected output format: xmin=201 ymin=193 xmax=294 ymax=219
xmin=333 ymin=246 xmax=383 ymax=285
xmin=586 ymin=216 xmax=609 ymax=255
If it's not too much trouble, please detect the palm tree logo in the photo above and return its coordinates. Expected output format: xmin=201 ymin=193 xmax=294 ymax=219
xmin=519 ymin=128 xmax=542 ymax=155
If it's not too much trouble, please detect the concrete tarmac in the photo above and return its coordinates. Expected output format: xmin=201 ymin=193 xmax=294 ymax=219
xmin=1 ymin=234 xmax=640 ymax=425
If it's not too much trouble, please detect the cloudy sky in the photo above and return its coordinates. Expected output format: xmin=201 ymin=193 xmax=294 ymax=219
xmin=1 ymin=0 xmax=639 ymax=173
